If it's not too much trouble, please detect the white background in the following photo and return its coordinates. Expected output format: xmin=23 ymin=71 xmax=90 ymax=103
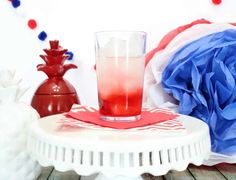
xmin=1 ymin=0 xmax=236 ymax=107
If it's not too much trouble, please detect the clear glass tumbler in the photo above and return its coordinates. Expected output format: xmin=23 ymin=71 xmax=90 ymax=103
xmin=95 ymin=31 xmax=147 ymax=121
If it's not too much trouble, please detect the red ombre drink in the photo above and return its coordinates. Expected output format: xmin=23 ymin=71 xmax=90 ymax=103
xmin=95 ymin=31 xmax=146 ymax=121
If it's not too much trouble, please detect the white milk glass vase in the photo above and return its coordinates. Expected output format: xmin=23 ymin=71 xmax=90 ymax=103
xmin=0 ymin=70 xmax=41 ymax=180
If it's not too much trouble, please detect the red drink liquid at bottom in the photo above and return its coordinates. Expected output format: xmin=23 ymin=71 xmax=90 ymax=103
xmin=96 ymin=57 xmax=145 ymax=119
xmin=98 ymin=88 xmax=143 ymax=117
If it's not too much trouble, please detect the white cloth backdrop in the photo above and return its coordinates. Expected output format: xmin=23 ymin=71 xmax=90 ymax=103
xmin=1 ymin=0 xmax=236 ymax=107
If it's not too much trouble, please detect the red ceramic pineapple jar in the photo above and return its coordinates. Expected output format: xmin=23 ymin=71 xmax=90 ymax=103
xmin=31 ymin=40 xmax=80 ymax=117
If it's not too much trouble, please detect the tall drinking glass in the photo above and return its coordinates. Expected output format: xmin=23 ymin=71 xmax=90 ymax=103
xmin=95 ymin=31 xmax=147 ymax=121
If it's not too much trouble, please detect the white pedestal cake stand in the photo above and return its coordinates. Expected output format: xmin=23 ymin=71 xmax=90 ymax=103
xmin=27 ymin=114 xmax=211 ymax=180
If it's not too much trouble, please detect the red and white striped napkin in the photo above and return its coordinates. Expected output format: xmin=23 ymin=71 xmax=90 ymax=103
xmin=61 ymin=104 xmax=185 ymax=132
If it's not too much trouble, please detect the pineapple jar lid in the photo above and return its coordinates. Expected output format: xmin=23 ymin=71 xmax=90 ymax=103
xmin=34 ymin=40 xmax=78 ymax=95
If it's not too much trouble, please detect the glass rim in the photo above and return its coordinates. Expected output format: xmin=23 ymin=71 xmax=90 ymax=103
xmin=95 ymin=30 xmax=147 ymax=36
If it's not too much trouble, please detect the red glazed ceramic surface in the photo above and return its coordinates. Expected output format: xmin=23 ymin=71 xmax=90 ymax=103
xmin=31 ymin=40 xmax=80 ymax=117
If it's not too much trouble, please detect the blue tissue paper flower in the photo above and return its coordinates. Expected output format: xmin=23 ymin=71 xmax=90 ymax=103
xmin=162 ymin=29 xmax=236 ymax=154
